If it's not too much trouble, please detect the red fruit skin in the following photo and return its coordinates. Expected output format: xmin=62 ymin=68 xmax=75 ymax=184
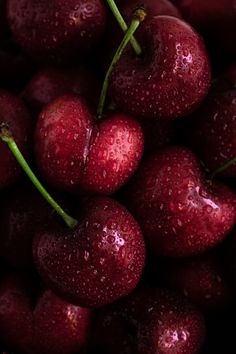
xmin=188 ymin=91 xmax=236 ymax=177
xmin=33 ymin=197 xmax=145 ymax=308
xmin=7 ymin=0 xmax=107 ymax=63
xmin=0 ymin=185 xmax=54 ymax=268
xmin=0 ymin=275 xmax=34 ymax=354
xmin=91 ymin=288 xmax=206 ymax=354
xmin=110 ymin=16 xmax=211 ymax=120
xmin=35 ymin=95 xmax=144 ymax=194
xmin=163 ymin=252 xmax=232 ymax=312
xmin=35 ymin=95 xmax=94 ymax=191
xmin=172 ymin=0 xmax=236 ymax=60
xmin=22 ymin=66 xmax=100 ymax=113
xmin=0 ymin=90 xmax=32 ymax=189
xmin=124 ymin=146 xmax=236 ymax=257
xmin=0 ymin=274 xmax=91 ymax=354
xmin=80 ymin=114 xmax=144 ymax=193
xmin=34 ymin=290 xmax=91 ymax=354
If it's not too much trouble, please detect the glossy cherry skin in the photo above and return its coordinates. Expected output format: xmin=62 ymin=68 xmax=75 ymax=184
xmin=7 ymin=0 xmax=107 ymax=63
xmin=0 ymin=184 xmax=54 ymax=268
xmin=33 ymin=197 xmax=145 ymax=308
xmin=22 ymin=66 xmax=100 ymax=114
xmin=124 ymin=146 xmax=236 ymax=257
xmin=162 ymin=251 xmax=232 ymax=312
xmin=188 ymin=90 xmax=236 ymax=177
xmin=0 ymin=274 xmax=91 ymax=354
xmin=110 ymin=15 xmax=211 ymax=120
xmin=91 ymin=288 xmax=206 ymax=354
xmin=172 ymin=0 xmax=236 ymax=61
xmin=35 ymin=95 xmax=144 ymax=194
xmin=0 ymin=90 xmax=32 ymax=189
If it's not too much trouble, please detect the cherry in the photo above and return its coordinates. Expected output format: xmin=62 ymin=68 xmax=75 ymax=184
xmin=0 ymin=90 xmax=32 ymax=189
xmin=172 ymin=0 xmax=236 ymax=62
xmin=187 ymin=90 xmax=236 ymax=178
xmin=162 ymin=251 xmax=233 ymax=312
xmin=22 ymin=66 xmax=101 ymax=114
xmin=33 ymin=196 xmax=145 ymax=307
xmin=91 ymin=287 xmax=206 ymax=354
xmin=0 ymin=184 xmax=54 ymax=268
xmin=109 ymin=15 xmax=211 ymax=120
xmin=35 ymin=95 xmax=144 ymax=194
xmin=0 ymin=273 xmax=91 ymax=354
xmin=124 ymin=146 xmax=236 ymax=257
xmin=7 ymin=0 xmax=107 ymax=63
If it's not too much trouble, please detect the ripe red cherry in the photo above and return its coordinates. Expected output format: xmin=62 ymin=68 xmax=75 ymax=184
xmin=7 ymin=0 xmax=107 ymax=63
xmin=109 ymin=15 xmax=211 ymax=120
xmin=0 ymin=274 xmax=91 ymax=354
xmin=124 ymin=146 xmax=236 ymax=257
xmin=33 ymin=197 xmax=145 ymax=307
xmin=0 ymin=90 xmax=32 ymax=189
xmin=0 ymin=0 xmax=7 ymax=38
xmin=172 ymin=0 xmax=236 ymax=61
xmin=0 ymin=184 xmax=54 ymax=268
xmin=91 ymin=287 xmax=206 ymax=354
xmin=35 ymin=95 xmax=144 ymax=194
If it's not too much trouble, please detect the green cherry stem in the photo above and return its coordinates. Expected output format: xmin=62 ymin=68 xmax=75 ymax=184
xmin=210 ymin=156 xmax=236 ymax=180
xmin=97 ymin=9 xmax=146 ymax=119
xmin=106 ymin=0 xmax=142 ymax=56
xmin=0 ymin=126 xmax=78 ymax=229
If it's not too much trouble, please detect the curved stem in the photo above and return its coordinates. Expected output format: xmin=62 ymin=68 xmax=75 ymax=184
xmin=106 ymin=0 xmax=142 ymax=56
xmin=97 ymin=13 xmax=144 ymax=119
xmin=0 ymin=128 xmax=78 ymax=229
xmin=210 ymin=156 xmax=236 ymax=179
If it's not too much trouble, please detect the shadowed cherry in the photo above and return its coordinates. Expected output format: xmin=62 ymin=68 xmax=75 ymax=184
xmin=124 ymin=146 xmax=236 ymax=257
xmin=91 ymin=287 xmax=206 ymax=354
xmin=0 ymin=90 xmax=32 ymax=189
xmin=0 ymin=273 xmax=91 ymax=354
xmin=7 ymin=0 xmax=107 ymax=63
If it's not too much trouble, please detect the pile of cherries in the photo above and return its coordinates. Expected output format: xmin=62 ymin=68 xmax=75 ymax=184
xmin=1 ymin=0 xmax=236 ymax=353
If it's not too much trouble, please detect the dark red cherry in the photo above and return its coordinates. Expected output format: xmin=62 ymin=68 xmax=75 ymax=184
xmin=0 ymin=90 xmax=32 ymax=189
xmin=33 ymin=197 xmax=145 ymax=307
xmin=0 ymin=184 xmax=54 ymax=268
xmin=162 ymin=251 xmax=233 ymax=312
xmin=91 ymin=287 xmax=206 ymax=354
xmin=0 ymin=273 xmax=91 ymax=354
xmin=124 ymin=146 xmax=236 ymax=257
xmin=22 ymin=66 xmax=100 ymax=114
xmin=7 ymin=0 xmax=107 ymax=63
xmin=0 ymin=0 xmax=7 ymax=38
xmin=35 ymin=95 xmax=144 ymax=194
xmin=109 ymin=15 xmax=211 ymax=120
xmin=172 ymin=0 xmax=236 ymax=61
xmin=188 ymin=90 xmax=236 ymax=177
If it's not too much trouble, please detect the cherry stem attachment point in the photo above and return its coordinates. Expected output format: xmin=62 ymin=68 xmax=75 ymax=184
xmin=106 ymin=0 xmax=142 ymax=56
xmin=210 ymin=156 xmax=236 ymax=180
xmin=0 ymin=126 xmax=78 ymax=229
xmin=97 ymin=9 xmax=146 ymax=119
